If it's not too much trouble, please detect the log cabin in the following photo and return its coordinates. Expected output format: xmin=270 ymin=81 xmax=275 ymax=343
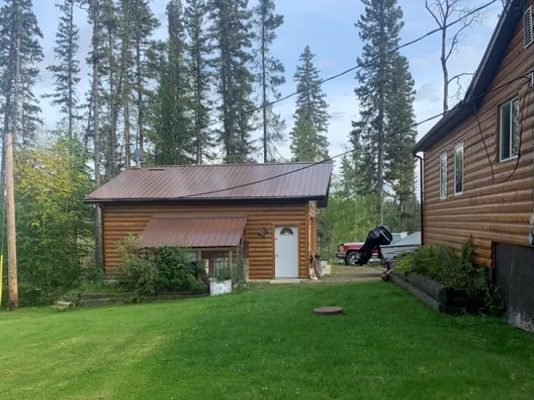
xmin=414 ymin=0 xmax=534 ymax=331
xmin=85 ymin=162 xmax=332 ymax=281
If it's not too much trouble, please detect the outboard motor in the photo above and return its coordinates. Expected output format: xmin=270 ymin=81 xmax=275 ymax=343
xmin=355 ymin=225 xmax=393 ymax=266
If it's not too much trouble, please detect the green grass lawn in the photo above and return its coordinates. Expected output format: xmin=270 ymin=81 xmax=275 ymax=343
xmin=1 ymin=282 xmax=534 ymax=400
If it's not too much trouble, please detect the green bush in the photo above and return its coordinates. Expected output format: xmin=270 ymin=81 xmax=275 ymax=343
xmin=154 ymin=247 xmax=207 ymax=292
xmin=395 ymin=240 xmax=503 ymax=313
xmin=213 ymin=265 xmax=232 ymax=282
xmin=118 ymin=236 xmax=208 ymax=295
xmin=231 ymin=262 xmax=246 ymax=285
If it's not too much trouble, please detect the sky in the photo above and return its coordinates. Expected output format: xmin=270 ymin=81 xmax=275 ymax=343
xmin=31 ymin=0 xmax=503 ymax=172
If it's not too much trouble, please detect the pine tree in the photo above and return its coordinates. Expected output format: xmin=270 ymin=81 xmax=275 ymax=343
xmin=100 ymin=0 xmax=120 ymax=178
xmin=338 ymin=125 xmax=366 ymax=200
xmin=86 ymin=0 xmax=105 ymax=266
xmin=208 ymin=0 xmax=255 ymax=163
xmin=131 ymin=0 xmax=159 ymax=159
xmin=119 ymin=0 xmax=134 ymax=168
xmin=352 ymin=0 xmax=417 ymax=226
xmin=0 ymin=0 xmax=43 ymax=146
xmin=290 ymin=45 xmax=329 ymax=162
xmin=47 ymin=0 xmax=81 ymax=140
xmin=253 ymin=0 xmax=285 ymax=163
xmin=384 ymin=55 xmax=417 ymax=228
xmin=185 ymin=0 xmax=213 ymax=164
xmin=154 ymin=0 xmax=194 ymax=165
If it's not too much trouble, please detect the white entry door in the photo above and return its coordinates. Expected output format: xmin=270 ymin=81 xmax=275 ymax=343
xmin=275 ymin=226 xmax=299 ymax=278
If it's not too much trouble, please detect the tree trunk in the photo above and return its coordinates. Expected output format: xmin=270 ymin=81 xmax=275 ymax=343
xmin=108 ymin=27 xmax=119 ymax=177
xmin=91 ymin=0 xmax=103 ymax=268
xmin=121 ymin=3 xmax=131 ymax=169
xmin=68 ymin=0 xmax=74 ymax=140
xmin=377 ymin=2 xmax=386 ymax=224
xmin=135 ymin=34 xmax=143 ymax=157
xmin=261 ymin=10 xmax=267 ymax=163
xmin=441 ymin=25 xmax=449 ymax=113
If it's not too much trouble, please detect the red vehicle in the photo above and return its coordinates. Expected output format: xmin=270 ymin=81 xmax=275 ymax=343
xmin=336 ymin=242 xmax=379 ymax=265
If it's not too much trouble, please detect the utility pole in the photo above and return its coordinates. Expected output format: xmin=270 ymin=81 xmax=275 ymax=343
xmin=6 ymin=32 xmax=21 ymax=311
xmin=6 ymin=132 xmax=18 ymax=311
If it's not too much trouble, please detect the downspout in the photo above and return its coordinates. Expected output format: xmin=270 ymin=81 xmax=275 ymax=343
xmin=414 ymin=153 xmax=424 ymax=246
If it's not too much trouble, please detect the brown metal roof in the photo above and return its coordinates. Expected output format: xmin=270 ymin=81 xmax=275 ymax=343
xmin=85 ymin=162 xmax=333 ymax=205
xmin=139 ymin=215 xmax=247 ymax=248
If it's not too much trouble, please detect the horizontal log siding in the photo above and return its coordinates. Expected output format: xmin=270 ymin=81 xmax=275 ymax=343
xmin=423 ymin=11 xmax=534 ymax=266
xmin=102 ymin=202 xmax=309 ymax=280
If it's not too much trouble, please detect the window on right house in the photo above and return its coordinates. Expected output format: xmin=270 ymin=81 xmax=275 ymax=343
xmin=454 ymin=143 xmax=463 ymax=196
xmin=499 ymin=97 xmax=520 ymax=161
xmin=439 ymin=153 xmax=447 ymax=200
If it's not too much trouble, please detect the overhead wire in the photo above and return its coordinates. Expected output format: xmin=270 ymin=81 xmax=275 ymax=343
xmin=205 ymin=0 xmax=500 ymax=130
xmin=357 ymin=73 xmax=531 ymax=152
xmin=472 ymin=71 xmax=533 ymax=184
xmin=176 ymin=70 xmax=528 ymax=200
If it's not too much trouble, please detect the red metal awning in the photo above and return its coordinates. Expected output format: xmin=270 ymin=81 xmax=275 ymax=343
xmin=139 ymin=215 xmax=247 ymax=248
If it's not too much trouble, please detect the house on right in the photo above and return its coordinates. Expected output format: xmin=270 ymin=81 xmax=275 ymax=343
xmin=414 ymin=0 xmax=534 ymax=331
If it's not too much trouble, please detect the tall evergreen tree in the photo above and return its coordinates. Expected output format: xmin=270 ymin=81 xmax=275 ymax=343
xmin=154 ymin=0 xmax=193 ymax=165
xmin=131 ymin=0 xmax=159 ymax=159
xmin=352 ymin=0 xmax=416 ymax=225
xmin=338 ymin=126 xmax=366 ymax=200
xmin=86 ymin=0 xmax=105 ymax=266
xmin=99 ymin=0 xmax=121 ymax=178
xmin=253 ymin=0 xmax=285 ymax=163
xmin=47 ymin=0 xmax=81 ymax=140
xmin=0 ymin=0 xmax=43 ymax=146
xmin=208 ymin=0 xmax=255 ymax=163
xmin=384 ymin=55 xmax=417 ymax=228
xmin=290 ymin=45 xmax=329 ymax=162
xmin=119 ymin=0 xmax=134 ymax=168
xmin=185 ymin=0 xmax=213 ymax=164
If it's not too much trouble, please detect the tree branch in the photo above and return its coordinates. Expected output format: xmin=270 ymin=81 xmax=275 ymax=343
xmin=447 ymin=72 xmax=474 ymax=84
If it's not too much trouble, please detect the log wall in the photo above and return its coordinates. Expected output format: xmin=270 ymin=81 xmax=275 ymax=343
xmin=423 ymin=8 xmax=534 ymax=266
xmin=101 ymin=202 xmax=313 ymax=280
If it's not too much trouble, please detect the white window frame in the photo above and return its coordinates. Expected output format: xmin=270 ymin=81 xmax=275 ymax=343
xmin=439 ymin=153 xmax=447 ymax=200
xmin=454 ymin=143 xmax=464 ymax=196
xmin=499 ymin=97 xmax=520 ymax=162
xmin=524 ymin=6 xmax=533 ymax=48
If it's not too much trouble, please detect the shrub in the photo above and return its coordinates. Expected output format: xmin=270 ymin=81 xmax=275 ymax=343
xmin=117 ymin=236 xmax=208 ymax=295
xmin=214 ymin=265 xmax=232 ymax=282
xmin=231 ymin=262 xmax=247 ymax=285
xmin=396 ymin=240 xmax=503 ymax=313
xmin=154 ymin=247 xmax=206 ymax=292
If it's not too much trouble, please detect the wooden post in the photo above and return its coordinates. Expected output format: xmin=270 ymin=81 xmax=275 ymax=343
xmin=5 ymin=132 xmax=18 ymax=311
xmin=228 ymin=249 xmax=233 ymax=278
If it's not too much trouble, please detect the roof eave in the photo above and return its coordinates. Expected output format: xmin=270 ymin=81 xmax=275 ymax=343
xmin=412 ymin=102 xmax=468 ymax=153
xmin=84 ymin=195 xmax=329 ymax=205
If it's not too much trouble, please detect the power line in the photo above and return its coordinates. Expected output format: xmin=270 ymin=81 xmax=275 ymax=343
xmin=206 ymin=0 xmax=499 ymax=130
xmin=180 ymin=114 xmax=437 ymax=200
xmin=357 ymin=73 xmax=531 ymax=151
xmin=181 ymin=70 xmax=529 ymax=200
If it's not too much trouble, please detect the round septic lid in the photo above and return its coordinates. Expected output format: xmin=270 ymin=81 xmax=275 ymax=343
xmin=314 ymin=306 xmax=343 ymax=316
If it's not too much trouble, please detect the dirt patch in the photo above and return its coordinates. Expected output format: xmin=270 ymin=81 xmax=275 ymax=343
xmin=319 ymin=263 xmax=386 ymax=283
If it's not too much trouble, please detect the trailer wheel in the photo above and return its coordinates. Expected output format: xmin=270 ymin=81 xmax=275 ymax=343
xmin=345 ymin=251 xmax=361 ymax=265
